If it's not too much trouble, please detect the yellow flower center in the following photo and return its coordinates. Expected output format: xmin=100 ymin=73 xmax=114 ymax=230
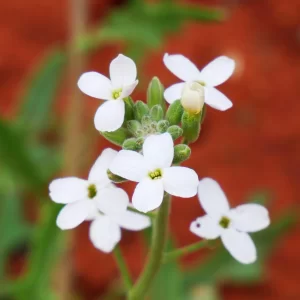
xmin=112 ymin=89 xmax=122 ymax=100
xmin=219 ymin=216 xmax=231 ymax=229
xmin=88 ymin=184 xmax=97 ymax=199
xmin=148 ymin=169 xmax=162 ymax=180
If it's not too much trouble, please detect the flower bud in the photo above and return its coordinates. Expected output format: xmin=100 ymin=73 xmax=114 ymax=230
xmin=124 ymin=96 xmax=134 ymax=121
xmin=181 ymin=82 xmax=205 ymax=114
xmin=157 ymin=120 xmax=169 ymax=133
xmin=150 ymin=105 xmax=164 ymax=122
xmin=100 ymin=127 xmax=130 ymax=146
xmin=122 ymin=138 xmax=142 ymax=151
xmin=181 ymin=110 xmax=201 ymax=144
xmin=147 ymin=77 xmax=166 ymax=111
xmin=167 ymin=125 xmax=183 ymax=141
xmin=173 ymin=144 xmax=191 ymax=164
xmin=141 ymin=115 xmax=152 ymax=126
xmin=107 ymin=169 xmax=127 ymax=183
xmin=127 ymin=120 xmax=143 ymax=137
xmin=166 ymin=99 xmax=184 ymax=125
xmin=134 ymin=101 xmax=149 ymax=122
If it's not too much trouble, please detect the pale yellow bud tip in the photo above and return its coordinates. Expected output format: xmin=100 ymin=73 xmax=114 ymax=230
xmin=181 ymin=82 xmax=205 ymax=114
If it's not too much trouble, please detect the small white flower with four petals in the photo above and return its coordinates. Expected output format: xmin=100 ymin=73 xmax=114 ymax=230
xmin=110 ymin=133 xmax=199 ymax=213
xmin=190 ymin=178 xmax=270 ymax=264
xmin=78 ymin=54 xmax=138 ymax=132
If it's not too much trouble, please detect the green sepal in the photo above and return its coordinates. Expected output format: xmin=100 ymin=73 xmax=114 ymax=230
xmin=167 ymin=125 xmax=183 ymax=141
xmin=134 ymin=101 xmax=149 ymax=122
xmin=200 ymin=103 xmax=206 ymax=124
xmin=150 ymin=105 xmax=164 ymax=122
xmin=122 ymin=138 xmax=142 ymax=151
xmin=127 ymin=120 xmax=143 ymax=137
xmin=173 ymin=144 xmax=191 ymax=164
xmin=147 ymin=77 xmax=166 ymax=112
xmin=166 ymin=100 xmax=184 ymax=125
xmin=157 ymin=120 xmax=169 ymax=133
xmin=124 ymin=96 xmax=134 ymax=121
xmin=100 ymin=127 xmax=130 ymax=146
xmin=107 ymin=169 xmax=127 ymax=183
xmin=181 ymin=111 xmax=201 ymax=144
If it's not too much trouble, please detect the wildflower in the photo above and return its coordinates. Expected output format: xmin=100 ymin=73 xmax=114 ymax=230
xmin=190 ymin=178 xmax=270 ymax=264
xmin=78 ymin=54 xmax=138 ymax=132
xmin=109 ymin=133 xmax=199 ymax=213
xmin=49 ymin=149 xmax=129 ymax=230
xmin=163 ymin=54 xmax=235 ymax=111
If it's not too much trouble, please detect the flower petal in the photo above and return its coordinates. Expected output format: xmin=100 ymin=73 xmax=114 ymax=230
xmin=163 ymin=166 xmax=198 ymax=197
xmin=88 ymin=148 xmax=118 ymax=184
xmin=200 ymin=56 xmax=235 ymax=87
xmin=109 ymin=54 xmax=137 ymax=88
xmin=204 ymin=87 xmax=233 ymax=111
xmin=56 ymin=200 xmax=91 ymax=230
xmin=49 ymin=177 xmax=88 ymax=204
xmin=120 ymin=80 xmax=139 ymax=99
xmin=163 ymin=53 xmax=200 ymax=82
xmin=77 ymin=72 xmax=112 ymax=100
xmin=198 ymin=178 xmax=230 ymax=217
xmin=115 ymin=210 xmax=151 ymax=231
xmin=94 ymin=99 xmax=125 ymax=132
xmin=190 ymin=215 xmax=221 ymax=239
xmin=164 ymin=82 xmax=185 ymax=104
xmin=143 ymin=133 xmax=174 ymax=169
xmin=231 ymin=204 xmax=270 ymax=233
xmin=132 ymin=178 xmax=164 ymax=213
xmin=221 ymin=229 xmax=257 ymax=264
xmin=109 ymin=150 xmax=148 ymax=182
xmin=95 ymin=186 xmax=129 ymax=218
xmin=89 ymin=215 xmax=121 ymax=253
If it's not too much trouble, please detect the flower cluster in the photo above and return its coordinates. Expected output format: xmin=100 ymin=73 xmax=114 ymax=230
xmin=49 ymin=53 xmax=270 ymax=264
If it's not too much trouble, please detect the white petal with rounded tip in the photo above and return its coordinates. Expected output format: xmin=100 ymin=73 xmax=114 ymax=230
xmin=200 ymin=56 xmax=235 ymax=87
xmin=132 ymin=178 xmax=164 ymax=213
xmin=95 ymin=187 xmax=129 ymax=218
xmin=109 ymin=54 xmax=137 ymax=88
xmin=164 ymin=82 xmax=185 ymax=104
xmin=190 ymin=215 xmax=221 ymax=239
xmin=120 ymin=80 xmax=138 ymax=99
xmin=204 ymin=87 xmax=233 ymax=111
xmin=115 ymin=210 xmax=151 ymax=231
xmin=94 ymin=99 xmax=125 ymax=132
xmin=88 ymin=148 xmax=118 ymax=184
xmin=163 ymin=167 xmax=198 ymax=197
xmin=56 ymin=200 xmax=91 ymax=230
xmin=143 ymin=133 xmax=174 ymax=169
xmin=163 ymin=53 xmax=200 ymax=82
xmin=198 ymin=178 xmax=230 ymax=217
xmin=77 ymin=72 xmax=112 ymax=100
xmin=221 ymin=229 xmax=256 ymax=264
xmin=231 ymin=204 xmax=270 ymax=233
xmin=49 ymin=177 xmax=88 ymax=204
xmin=89 ymin=215 xmax=121 ymax=253
xmin=109 ymin=150 xmax=148 ymax=182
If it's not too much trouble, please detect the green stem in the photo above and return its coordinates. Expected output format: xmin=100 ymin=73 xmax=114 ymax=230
xmin=113 ymin=245 xmax=133 ymax=290
xmin=128 ymin=194 xmax=171 ymax=300
xmin=163 ymin=240 xmax=208 ymax=264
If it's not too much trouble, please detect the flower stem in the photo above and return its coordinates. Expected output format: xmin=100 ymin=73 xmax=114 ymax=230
xmin=128 ymin=194 xmax=171 ymax=300
xmin=163 ymin=240 xmax=208 ymax=264
xmin=113 ymin=245 xmax=133 ymax=290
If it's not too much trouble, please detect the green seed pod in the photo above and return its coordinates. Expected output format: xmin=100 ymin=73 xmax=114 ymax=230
xmin=122 ymin=138 xmax=142 ymax=151
xmin=134 ymin=101 xmax=149 ymax=122
xmin=157 ymin=120 xmax=169 ymax=133
xmin=124 ymin=96 xmax=134 ymax=121
xmin=100 ymin=127 xmax=130 ymax=146
xmin=127 ymin=120 xmax=143 ymax=137
xmin=173 ymin=144 xmax=191 ymax=164
xmin=181 ymin=111 xmax=201 ymax=144
xmin=107 ymin=169 xmax=127 ymax=183
xmin=167 ymin=125 xmax=183 ymax=141
xmin=147 ymin=76 xmax=166 ymax=111
xmin=150 ymin=105 xmax=164 ymax=122
xmin=166 ymin=100 xmax=184 ymax=125
xmin=141 ymin=115 xmax=152 ymax=126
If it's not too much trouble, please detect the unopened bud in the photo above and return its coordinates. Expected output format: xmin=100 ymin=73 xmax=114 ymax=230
xmin=134 ymin=101 xmax=149 ymax=122
xmin=181 ymin=82 xmax=205 ymax=114
xmin=173 ymin=144 xmax=191 ymax=164
xmin=181 ymin=111 xmax=201 ymax=144
xmin=166 ymin=99 xmax=184 ymax=125
xmin=107 ymin=169 xmax=127 ymax=183
xmin=147 ymin=77 xmax=166 ymax=111
xmin=124 ymin=96 xmax=134 ymax=121
xmin=127 ymin=120 xmax=143 ymax=137
xmin=150 ymin=105 xmax=164 ymax=122
xmin=100 ymin=127 xmax=129 ymax=146
xmin=122 ymin=138 xmax=142 ymax=151
xmin=157 ymin=120 xmax=169 ymax=133
xmin=141 ymin=115 xmax=152 ymax=126
xmin=167 ymin=125 xmax=183 ymax=141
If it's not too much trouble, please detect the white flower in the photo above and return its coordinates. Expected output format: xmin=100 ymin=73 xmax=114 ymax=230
xmin=89 ymin=205 xmax=151 ymax=253
xmin=109 ymin=133 xmax=199 ymax=213
xmin=163 ymin=54 xmax=235 ymax=111
xmin=181 ymin=82 xmax=205 ymax=114
xmin=77 ymin=54 xmax=138 ymax=132
xmin=190 ymin=178 xmax=270 ymax=264
xmin=49 ymin=148 xmax=129 ymax=230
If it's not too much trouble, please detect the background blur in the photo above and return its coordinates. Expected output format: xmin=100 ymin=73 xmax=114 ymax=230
xmin=0 ymin=0 xmax=299 ymax=299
